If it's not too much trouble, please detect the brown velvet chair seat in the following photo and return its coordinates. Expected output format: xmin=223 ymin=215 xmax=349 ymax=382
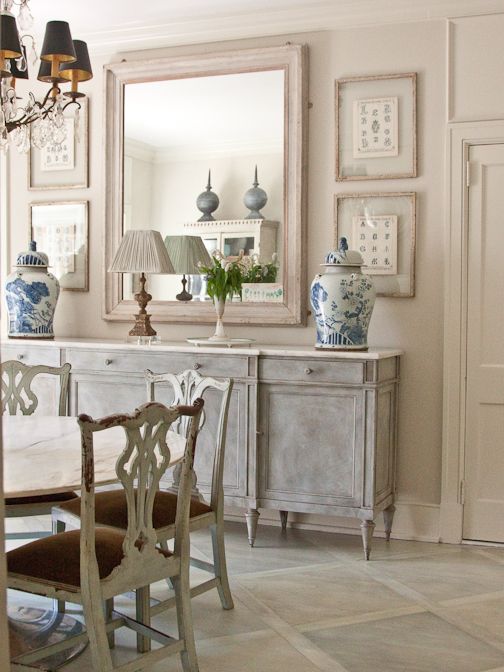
xmin=6 ymin=492 xmax=77 ymax=506
xmin=58 ymin=490 xmax=212 ymax=531
xmin=7 ymin=528 xmax=171 ymax=590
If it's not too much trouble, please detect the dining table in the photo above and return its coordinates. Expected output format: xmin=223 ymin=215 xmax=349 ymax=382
xmin=3 ymin=414 xmax=187 ymax=670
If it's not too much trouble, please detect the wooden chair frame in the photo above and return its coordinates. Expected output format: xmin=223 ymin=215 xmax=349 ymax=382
xmin=8 ymin=400 xmax=204 ymax=672
xmin=2 ymin=360 xmax=73 ymax=540
xmin=53 ymin=368 xmax=234 ymax=612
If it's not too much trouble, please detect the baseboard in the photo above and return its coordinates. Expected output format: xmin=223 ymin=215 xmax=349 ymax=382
xmin=224 ymin=501 xmax=441 ymax=543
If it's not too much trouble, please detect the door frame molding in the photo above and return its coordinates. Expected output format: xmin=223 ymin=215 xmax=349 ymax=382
xmin=440 ymin=121 xmax=504 ymax=543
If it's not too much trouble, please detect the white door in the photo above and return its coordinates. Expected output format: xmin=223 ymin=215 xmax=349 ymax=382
xmin=463 ymin=143 xmax=504 ymax=542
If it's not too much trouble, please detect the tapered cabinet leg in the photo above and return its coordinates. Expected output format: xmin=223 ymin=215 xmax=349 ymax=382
xmin=360 ymin=519 xmax=375 ymax=561
xmin=279 ymin=510 xmax=288 ymax=531
xmin=383 ymin=504 xmax=396 ymax=541
xmin=245 ymin=508 xmax=260 ymax=547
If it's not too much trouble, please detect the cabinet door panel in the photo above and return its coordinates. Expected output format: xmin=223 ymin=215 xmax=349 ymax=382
xmin=73 ymin=377 xmax=146 ymax=417
xmin=259 ymin=384 xmax=363 ymax=507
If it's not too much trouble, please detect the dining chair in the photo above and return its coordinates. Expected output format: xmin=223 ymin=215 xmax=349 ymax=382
xmin=1 ymin=360 xmax=76 ymax=540
xmin=7 ymin=400 xmax=204 ymax=672
xmin=53 ymin=368 xmax=234 ymax=612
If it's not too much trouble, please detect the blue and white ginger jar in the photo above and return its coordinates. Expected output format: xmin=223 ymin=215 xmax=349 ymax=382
xmin=310 ymin=238 xmax=376 ymax=350
xmin=5 ymin=241 xmax=60 ymax=339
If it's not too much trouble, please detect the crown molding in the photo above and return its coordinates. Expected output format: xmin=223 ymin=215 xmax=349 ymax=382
xmin=78 ymin=0 xmax=504 ymax=55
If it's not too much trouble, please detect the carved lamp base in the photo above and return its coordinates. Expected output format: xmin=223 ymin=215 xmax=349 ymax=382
xmin=128 ymin=272 xmax=157 ymax=337
xmin=128 ymin=313 xmax=156 ymax=337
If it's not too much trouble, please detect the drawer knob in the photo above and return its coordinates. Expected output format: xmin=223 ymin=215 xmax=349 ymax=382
xmin=305 ymin=367 xmax=312 ymax=375
xmin=193 ymin=363 xmax=201 ymax=370
xmin=104 ymin=358 xmax=113 ymax=366
xmin=17 ymin=354 xmax=24 ymax=361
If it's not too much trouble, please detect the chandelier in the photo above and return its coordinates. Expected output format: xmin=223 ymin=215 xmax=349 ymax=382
xmin=0 ymin=0 xmax=92 ymax=153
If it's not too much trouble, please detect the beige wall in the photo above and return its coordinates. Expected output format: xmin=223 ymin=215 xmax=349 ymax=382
xmin=4 ymin=14 xmax=501 ymax=540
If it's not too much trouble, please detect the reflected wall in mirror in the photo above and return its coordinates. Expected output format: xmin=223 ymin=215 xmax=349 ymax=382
xmin=104 ymin=44 xmax=307 ymax=326
xmin=123 ymin=70 xmax=284 ymax=302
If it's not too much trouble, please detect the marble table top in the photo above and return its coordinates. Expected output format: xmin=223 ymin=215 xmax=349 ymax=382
xmin=3 ymin=415 xmax=186 ymax=498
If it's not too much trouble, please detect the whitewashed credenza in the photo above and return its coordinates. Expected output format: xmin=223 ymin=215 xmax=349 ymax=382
xmin=1 ymin=338 xmax=401 ymax=559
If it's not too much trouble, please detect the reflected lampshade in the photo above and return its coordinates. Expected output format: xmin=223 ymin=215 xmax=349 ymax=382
xmin=0 ymin=11 xmax=22 ymax=71
xmin=40 ymin=21 xmax=76 ymax=63
xmin=59 ymin=40 xmax=92 ymax=82
xmin=164 ymin=235 xmax=211 ymax=301
xmin=164 ymin=235 xmax=211 ymax=274
xmin=37 ymin=58 xmax=65 ymax=84
xmin=9 ymin=45 xmax=28 ymax=80
xmin=109 ymin=230 xmax=175 ymax=274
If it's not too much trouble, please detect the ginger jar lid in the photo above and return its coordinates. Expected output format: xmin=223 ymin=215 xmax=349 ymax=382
xmin=322 ymin=237 xmax=363 ymax=267
xmin=15 ymin=241 xmax=49 ymax=268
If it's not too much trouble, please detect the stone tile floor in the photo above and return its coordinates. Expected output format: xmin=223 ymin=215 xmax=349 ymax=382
xmin=6 ymin=520 xmax=504 ymax=671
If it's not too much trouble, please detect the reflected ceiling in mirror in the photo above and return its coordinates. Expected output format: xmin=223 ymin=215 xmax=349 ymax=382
xmin=122 ymin=70 xmax=284 ymax=303
xmin=104 ymin=45 xmax=307 ymax=326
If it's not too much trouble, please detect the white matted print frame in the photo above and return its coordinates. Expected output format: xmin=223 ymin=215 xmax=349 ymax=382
xmin=28 ymin=97 xmax=88 ymax=190
xmin=335 ymin=73 xmax=416 ymax=181
xmin=30 ymin=201 xmax=89 ymax=292
xmin=335 ymin=192 xmax=416 ymax=297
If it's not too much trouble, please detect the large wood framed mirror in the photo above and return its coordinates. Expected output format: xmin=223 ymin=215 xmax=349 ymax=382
xmin=104 ymin=44 xmax=307 ymax=326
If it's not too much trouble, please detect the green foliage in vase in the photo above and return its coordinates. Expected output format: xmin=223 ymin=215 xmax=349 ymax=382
xmin=241 ymin=253 xmax=279 ymax=283
xmin=198 ymin=251 xmax=243 ymax=301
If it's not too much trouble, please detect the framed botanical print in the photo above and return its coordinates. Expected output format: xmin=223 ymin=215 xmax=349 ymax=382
xmin=30 ymin=201 xmax=89 ymax=291
xmin=334 ymin=192 xmax=416 ymax=297
xmin=335 ymin=73 xmax=416 ymax=181
xmin=28 ymin=97 xmax=89 ymax=190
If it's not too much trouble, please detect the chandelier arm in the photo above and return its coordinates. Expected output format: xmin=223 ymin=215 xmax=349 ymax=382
xmin=5 ymin=94 xmax=58 ymax=133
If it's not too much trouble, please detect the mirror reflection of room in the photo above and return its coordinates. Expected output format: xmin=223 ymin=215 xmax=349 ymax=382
xmin=122 ymin=69 xmax=285 ymax=302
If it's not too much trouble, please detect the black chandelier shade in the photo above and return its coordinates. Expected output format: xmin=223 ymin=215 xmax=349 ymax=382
xmin=37 ymin=58 xmax=65 ymax=84
xmin=40 ymin=21 xmax=76 ymax=63
xmin=9 ymin=45 xmax=29 ymax=80
xmin=0 ymin=11 xmax=22 ymax=59
xmin=60 ymin=40 xmax=92 ymax=82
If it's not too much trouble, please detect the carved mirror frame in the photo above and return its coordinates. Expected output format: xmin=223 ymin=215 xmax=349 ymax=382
xmin=104 ymin=44 xmax=308 ymax=326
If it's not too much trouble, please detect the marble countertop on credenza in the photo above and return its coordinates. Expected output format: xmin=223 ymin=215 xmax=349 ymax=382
xmin=1 ymin=337 xmax=403 ymax=360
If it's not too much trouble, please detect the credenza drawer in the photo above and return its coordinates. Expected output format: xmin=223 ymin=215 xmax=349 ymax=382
xmin=65 ymin=348 xmax=248 ymax=379
xmin=1 ymin=344 xmax=61 ymax=367
xmin=258 ymin=357 xmax=364 ymax=385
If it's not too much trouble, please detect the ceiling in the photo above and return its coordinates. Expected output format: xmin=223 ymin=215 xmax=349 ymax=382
xmin=28 ymin=0 xmax=504 ymax=53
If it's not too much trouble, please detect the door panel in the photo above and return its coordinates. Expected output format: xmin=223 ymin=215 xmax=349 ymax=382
xmin=463 ymin=143 xmax=504 ymax=542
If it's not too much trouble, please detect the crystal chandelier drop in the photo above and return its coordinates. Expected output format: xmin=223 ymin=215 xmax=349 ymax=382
xmin=0 ymin=0 xmax=92 ymax=154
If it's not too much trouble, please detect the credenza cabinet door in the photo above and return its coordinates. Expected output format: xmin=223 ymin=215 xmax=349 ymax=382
xmin=71 ymin=373 xmax=146 ymax=417
xmin=153 ymin=380 xmax=249 ymax=500
xmin=258 ymin=383 xmax=364 ymax=510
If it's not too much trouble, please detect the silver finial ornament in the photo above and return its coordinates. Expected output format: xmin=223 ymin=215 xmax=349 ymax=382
xmin=244 ymin=165 xmax=268 ymax=219
xmin=196 ymin=170 xmax=220 ymax=222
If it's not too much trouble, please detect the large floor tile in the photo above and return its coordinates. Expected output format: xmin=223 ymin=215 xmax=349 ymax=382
xmin=372 ymin=550 xmax=504 ymax=602
xmin=438 ymin=596 xmax=504 ymax=647
xmin=191 ymin=521 xmax=337 ymax=576
xmin=305 ymin=612 xmax=504 ymax=672
xmin=237 ymin=563 xmax=414 ymax=626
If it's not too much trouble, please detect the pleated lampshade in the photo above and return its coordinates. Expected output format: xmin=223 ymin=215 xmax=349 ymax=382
xmin=109 ymin=230 xmax=174 ymax=274
xmin=164 ymin=235 xmax=211 ymax=274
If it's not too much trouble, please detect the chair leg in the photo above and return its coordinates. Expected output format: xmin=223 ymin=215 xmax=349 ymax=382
xmin=81 ymin=588 xmax=114 ymax=672
xmin=104 ymin=598 xmax=115 ymax=648
xmin=173 ymin=572 xmax=199 ymax=672
xmin=52 ymin=518 xmax=66 ymax=614
xmin=136 ymin=586 xmax=151 ymax=653
xmin=210 ymin=523 xmax=234 ymax=610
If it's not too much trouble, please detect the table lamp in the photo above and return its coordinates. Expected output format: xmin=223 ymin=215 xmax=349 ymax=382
xmin=109 ymin=229 xmax=174 ymax=337
xmin=164 ymin=235 xmax=211 ymax=301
